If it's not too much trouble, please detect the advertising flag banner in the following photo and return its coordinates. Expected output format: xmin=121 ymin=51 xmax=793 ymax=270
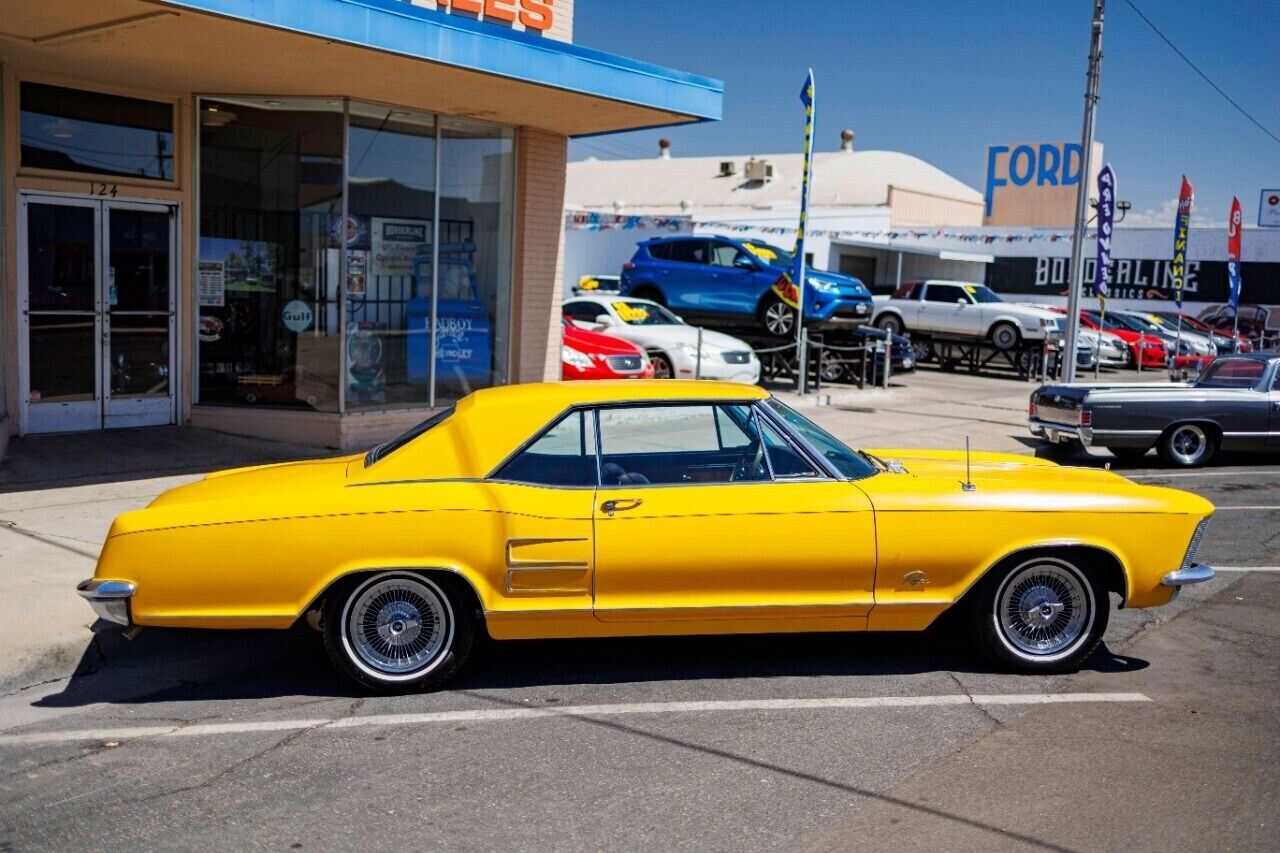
xmin=1227 ymin=196 xmax=1243 ymax=313
xmin=1171 ymin=176 xmax=1194 ymax=308
xmin=771 ymin=70 xmax=815 ymax=312
xmin=1092 ymin=163 xmax=1115 ymax=302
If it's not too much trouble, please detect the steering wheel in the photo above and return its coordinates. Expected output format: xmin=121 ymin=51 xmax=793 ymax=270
xmin=731 ymin=437 xmax=766 ymax=482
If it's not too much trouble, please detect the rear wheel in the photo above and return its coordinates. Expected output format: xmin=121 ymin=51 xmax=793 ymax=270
xmin=818 ymin=349 xmax=846 ymax=383
xmin=323 ymin=571 xmax=475 ymax=693
xmin=1158 ymin=423 xmax=1216 ymax=468
xmin=969 ymin=555 xmax=1108 ymax=674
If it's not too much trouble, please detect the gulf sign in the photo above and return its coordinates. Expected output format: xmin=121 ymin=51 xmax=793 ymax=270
xmin=983 ymin=141 xmax=1103 ymax=228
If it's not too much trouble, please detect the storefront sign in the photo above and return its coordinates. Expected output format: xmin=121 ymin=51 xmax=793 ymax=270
xmin=282 ymin=300 xmax=315 ymax=333
xmin=198 ymin=260 xmax=226 ymax=307
xmin=983 ymin=141 xmax=1103 ymax=228
xmin=986 ymin=256 xmax=1280 ymax=305
xmin=430 ymin=0 xmax=555 ymax=32
xmin=372 ymin=217 xmax=430 ymax=277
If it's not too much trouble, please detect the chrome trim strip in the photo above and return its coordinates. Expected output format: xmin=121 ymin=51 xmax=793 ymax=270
xmin=1161 ymin=563 xmax=1215 ymax=586
xmin=504 ymin=538 xmax=590 ymax=594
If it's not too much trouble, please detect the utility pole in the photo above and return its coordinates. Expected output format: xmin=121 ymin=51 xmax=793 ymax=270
xmin=1063 ymin=0 xmax=1105 ymax=383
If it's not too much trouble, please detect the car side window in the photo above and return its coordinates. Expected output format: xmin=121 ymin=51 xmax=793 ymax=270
xmin=924 ymin=284 xmax=964 ymax=303
xmin=646 ymin=242 xmax=671 ymax=261
xmin=598 ymin=404 xmax=768 ymax=485
xmin=495 ymin=410 xmax=598 ymax=487
xmin=666 ymin=240 xmax=709 ymax=265
xmin=757 ymin=416 xmax=820 ymax=478
xmin=708 ymin=241 xmax=745 ymax=268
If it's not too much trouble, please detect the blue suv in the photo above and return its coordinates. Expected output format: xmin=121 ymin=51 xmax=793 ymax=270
xmin=620 ymin=235 xmax=873 ymax=337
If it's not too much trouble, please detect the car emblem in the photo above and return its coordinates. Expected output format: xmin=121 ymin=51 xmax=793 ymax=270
xmin=903 ymin=571 xmax=930 ymax=586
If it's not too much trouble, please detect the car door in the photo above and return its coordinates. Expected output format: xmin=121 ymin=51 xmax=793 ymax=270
xmin=591 ymin=402 xmax=876 ymax=623
xmin=920 ymin=283 xmax=970 ymax=335
xmin=706 ymin=240 xmax=764 ymax=318
xmin=662 ymin=239 xmax=711 ymax=315
xmin=486 ymin=409 xmax=599 ymax=612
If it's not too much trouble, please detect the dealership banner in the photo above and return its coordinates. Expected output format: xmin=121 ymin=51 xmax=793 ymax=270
xmin=1227 ymin=196 xmax=1243 ymax=313
xmin=770 ymin=69 xmax=816 ymax=312
xmin=1171 ymin=176 xmax=1194 ymax=307
xmin=986 ymin=256 xmax=1280 ymax=306
xmin=1093 ymin=164 xmax=1115 ymax=302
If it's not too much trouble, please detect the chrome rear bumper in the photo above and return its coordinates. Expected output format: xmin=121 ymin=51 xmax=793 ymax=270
xmin=77 ymin=579 xmax=135 ymax=626
xmin=1161 ymin=564 xmax=1215 ymax=587
xmin=1028 ymin=418 xmax=1092 ymax=446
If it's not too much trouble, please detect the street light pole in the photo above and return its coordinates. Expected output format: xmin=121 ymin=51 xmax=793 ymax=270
xmin=1063 ymin=0 xmax=1105 ymax=383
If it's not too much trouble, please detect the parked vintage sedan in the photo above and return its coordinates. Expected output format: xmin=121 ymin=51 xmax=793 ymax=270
xmin=80 ymin=381 xmax=1214 ymax=693
xmin=1029 ymin=352 xmax=1280 ymax=466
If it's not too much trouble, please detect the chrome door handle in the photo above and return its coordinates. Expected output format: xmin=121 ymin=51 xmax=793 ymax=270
xmin=601 ymin=498 xmax=643 ymax=517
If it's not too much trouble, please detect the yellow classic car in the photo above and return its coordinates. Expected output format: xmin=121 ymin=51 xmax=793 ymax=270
xmin=79 ymin=380 xmax=1215 ymax=692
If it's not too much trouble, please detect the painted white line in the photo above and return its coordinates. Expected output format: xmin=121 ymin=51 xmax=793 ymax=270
xmin=0 ymin=692 xmax=1151 ymax=747
xmin=1126 ymin=469 xmax=1280 ymax=480
xmin=1214 ymin=566 xmax=1280 ymax=572
xmin=1211 ymin=506 xmax=1280 ymax=511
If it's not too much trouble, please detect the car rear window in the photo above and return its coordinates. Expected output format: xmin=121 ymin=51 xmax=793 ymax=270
xmin=1198 ymin=358 xmax=1266 ymax=388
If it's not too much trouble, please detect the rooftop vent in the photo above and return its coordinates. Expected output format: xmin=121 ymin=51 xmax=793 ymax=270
xmin=719 ymin=160 xmax=737 ymax=177
xmin=744 ymin=157 xmax=774 ymax=183
xmin=840 ymin=129 xmax=855 ymax=152
xmin=658 ymin=138 xmax=671 ymax=159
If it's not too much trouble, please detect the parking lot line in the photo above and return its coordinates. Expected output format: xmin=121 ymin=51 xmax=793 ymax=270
xmin=1209 ymin=506 xmax=1280 ymax=511
xmin=0 ymin=692 xmax=1150 ymax=747
xmin=1125 ymin=469 xmax=1280 ymax=480
xmin=1214 ymin=566 xmax=1280 ymax=572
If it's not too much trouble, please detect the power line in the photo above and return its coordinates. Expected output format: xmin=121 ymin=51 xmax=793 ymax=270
xmin=1122 ymin=0 xmax=1280 ymax=147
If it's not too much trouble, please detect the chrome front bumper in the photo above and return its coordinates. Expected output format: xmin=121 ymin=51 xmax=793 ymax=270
xmin=1028 ymin=418 xmax=1093 ymax=446
xmin=77 ymin=579 xmax=135 ymax=626
xmin=1161 ymin=564 xmax=1215 ymax=587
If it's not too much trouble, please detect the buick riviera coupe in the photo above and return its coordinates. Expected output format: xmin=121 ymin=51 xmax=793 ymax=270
xmin=80 ymin=382 xmax=1214 ymax=692
xmin=1030 ymin=352 xmax=1280 ymax=467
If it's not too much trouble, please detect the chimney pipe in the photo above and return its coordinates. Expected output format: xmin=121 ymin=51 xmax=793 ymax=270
xmin=658 ymin=138 xmax=671 ymax=159
xmin=840 ymin=129 xmax=855 ymax=152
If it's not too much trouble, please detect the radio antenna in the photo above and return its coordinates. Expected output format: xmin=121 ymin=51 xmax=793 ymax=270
xmin=962 ymin=436 xmax=976 ymax=492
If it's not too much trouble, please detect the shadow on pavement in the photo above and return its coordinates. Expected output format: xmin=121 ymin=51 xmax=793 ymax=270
xmin=33 ymin=620 xmax=1147 ymax=708
xmin=0 ymin=426 xmax=328 ymax=493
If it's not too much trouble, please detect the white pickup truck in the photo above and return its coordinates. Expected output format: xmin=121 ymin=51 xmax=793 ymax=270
xmin=872 ymin=280 xmax=1063 ymax=350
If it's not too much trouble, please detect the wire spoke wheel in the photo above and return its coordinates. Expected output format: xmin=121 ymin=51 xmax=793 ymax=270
xmin=994 ymin=560 xmax=1093 ymax=659
xmin=343 ymin=575 xmax=452 ymax=678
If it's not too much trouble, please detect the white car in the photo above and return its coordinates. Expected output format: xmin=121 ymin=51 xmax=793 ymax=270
xmin=562 ymin=295 xmax=761 ymax=383
xmin=873 ymin=281 xmax=1062 ymax=349
xmin=1079 ymin=327 xmax=1131 ymax=367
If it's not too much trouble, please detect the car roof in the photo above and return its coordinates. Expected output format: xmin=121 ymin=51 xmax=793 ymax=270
xmin=565 ymin=294 xmax=659 ymax=307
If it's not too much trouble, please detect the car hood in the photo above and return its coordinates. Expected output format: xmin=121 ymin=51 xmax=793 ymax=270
xmin=865 ymin=448 xmax=1121 ymax=486
xmin=804 ymin=269 xmax=869 ymax=296
xmin=604 ymin=323 xmax=754 ymax=352
xmin=563 ymin=325 xmax=643 ymax=357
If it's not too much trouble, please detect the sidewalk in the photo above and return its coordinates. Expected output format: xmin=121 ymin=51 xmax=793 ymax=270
xmin=0 ymin=427 xmax=325 ymax=693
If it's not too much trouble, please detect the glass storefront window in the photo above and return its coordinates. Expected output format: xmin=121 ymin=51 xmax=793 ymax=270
xmin=196 ymin=98 xmax=514 ymax=413
xmin=20 ymin=82 xmax=174 ymax=181
xmin=434 ymin=117 xmax=514 ymax=405
xmin=197 ymin=98 xmax=344 ymax=411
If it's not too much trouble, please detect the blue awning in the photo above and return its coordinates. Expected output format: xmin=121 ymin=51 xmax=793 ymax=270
xmin=155 ymin=0 xmax=722 ymax=132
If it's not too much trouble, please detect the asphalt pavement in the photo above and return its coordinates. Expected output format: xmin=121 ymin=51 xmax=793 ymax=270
xmin=1 ymin=456 xmax=1277 ymax=851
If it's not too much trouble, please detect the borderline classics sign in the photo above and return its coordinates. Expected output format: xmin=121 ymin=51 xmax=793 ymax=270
xmin=985 ymin=257 xmax=1280 ymax=304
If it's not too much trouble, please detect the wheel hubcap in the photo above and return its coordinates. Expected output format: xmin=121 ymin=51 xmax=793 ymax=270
xmin=346 ymin=577 xmax=449 ymax=675
xmin=1171 ymin=426 xmax=1205 ymax=463
xmin=766 ymin=304 xmax=793 ymax=334
xmin=650 ymin=356 xmax=671 ymax=378
xmin=996 ymin=561 xmax=1091 ymax=657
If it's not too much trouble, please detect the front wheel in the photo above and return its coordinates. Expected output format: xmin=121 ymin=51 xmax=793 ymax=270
xmin=968 ymin=555 xmax=1108 ymax=674
xmin=760 ymin=296 xmax=798 ymax=338
xmin=323 ymin=571 xmax=475 ymax=693
xmin=876 ymin=314 xmax=904 ymax=335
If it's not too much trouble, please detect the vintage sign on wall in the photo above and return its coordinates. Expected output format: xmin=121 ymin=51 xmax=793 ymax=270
xmin=983 ymin=141 xmax=1104 ymax=228
xmin=986 ymin=256 xmax=1280 ymax=305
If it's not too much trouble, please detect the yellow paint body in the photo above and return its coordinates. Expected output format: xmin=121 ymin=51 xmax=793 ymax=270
xmin=91 ymin=381 xmax=1213 ymax=639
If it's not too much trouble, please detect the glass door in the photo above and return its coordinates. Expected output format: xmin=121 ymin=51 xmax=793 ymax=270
xmin=18 ymin=195 xmax=176 ymax=434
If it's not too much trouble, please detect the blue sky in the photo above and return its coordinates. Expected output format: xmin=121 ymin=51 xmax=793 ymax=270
xmin=569 ymin=0 xmax=1279 ymax=227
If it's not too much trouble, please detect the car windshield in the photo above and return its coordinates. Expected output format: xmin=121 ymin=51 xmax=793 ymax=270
xmin=1117 ymin=314 xmax=1163 ymax=334
xmin=364 ymin=406 xmax=455 ymax=467
xmin=967 ymin=285 xmax=1004 ymax=304
xmin=741 ymin=240 xmax=795 ymax=268
xmin=1196 ymin=358 xmax=1267 ymax=389
xmin=609 ymin=300 xmax=682 ymax=326
xmin=764 ymin=399 xmax=877 ymax=480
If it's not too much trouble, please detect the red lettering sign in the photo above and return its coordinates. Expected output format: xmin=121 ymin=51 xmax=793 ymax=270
xmin=436 ymin=0 xmax=553 ymax=31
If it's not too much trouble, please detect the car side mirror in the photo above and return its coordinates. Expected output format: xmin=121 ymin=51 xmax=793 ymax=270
xmin=594 ymin=314 xmax=615 ymax=327
xmin=733 ymin=255 xmax=757 ymax=270
xmin=956 ymin=299 xmax=967 ymax=306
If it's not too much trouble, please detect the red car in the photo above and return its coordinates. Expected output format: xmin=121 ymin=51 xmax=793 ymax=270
xmin=1149 ymin=311 xmax=1253 ymax=353
xmin=1070 ymin=309 xmax=1168 ymax=369
xmin=561 ymin=318 xmax=655 ymax=380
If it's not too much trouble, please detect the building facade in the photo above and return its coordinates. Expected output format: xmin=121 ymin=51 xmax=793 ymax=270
xmin=0 ymin=0 xmax=721 ymax=455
